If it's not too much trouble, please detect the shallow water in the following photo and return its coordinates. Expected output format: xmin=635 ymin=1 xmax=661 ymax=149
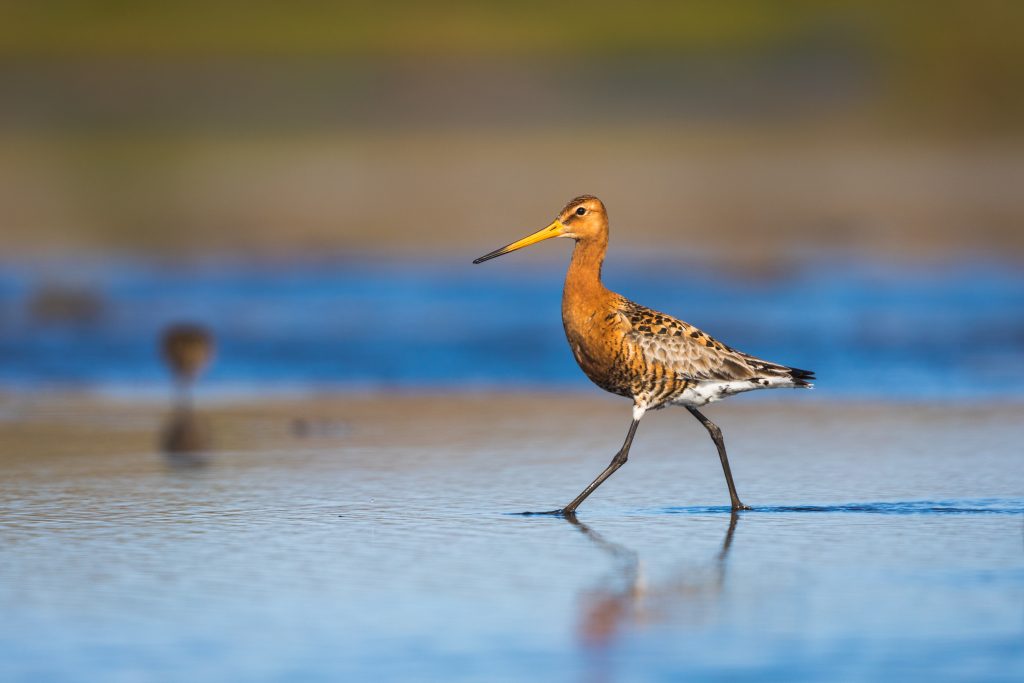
xmin=2 ymin=254 xmax=1023 ymax=398
xmin=1 ymin=397 xmax=1022 ymax=682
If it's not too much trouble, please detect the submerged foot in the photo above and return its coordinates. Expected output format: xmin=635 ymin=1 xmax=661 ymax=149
xmin=520 ymin=508 xmax=572 ymax=517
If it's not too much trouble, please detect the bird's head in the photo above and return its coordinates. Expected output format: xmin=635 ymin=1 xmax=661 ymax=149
xmin=473 ymin=195 xmax=608 ymax=264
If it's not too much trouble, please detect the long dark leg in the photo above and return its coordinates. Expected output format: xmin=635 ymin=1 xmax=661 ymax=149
xmin=686 ymin=407 xmax=750 ymax=511
xmin=559 ymin=417 xmax=641 ymax=515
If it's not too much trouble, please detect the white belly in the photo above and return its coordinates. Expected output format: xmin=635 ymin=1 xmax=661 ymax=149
xmin=669 ymin=380 xmax=767 ymax=407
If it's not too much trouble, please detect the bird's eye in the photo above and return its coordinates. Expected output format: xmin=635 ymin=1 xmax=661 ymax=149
xmin=575 ymin=207 xmax=586 ymax=216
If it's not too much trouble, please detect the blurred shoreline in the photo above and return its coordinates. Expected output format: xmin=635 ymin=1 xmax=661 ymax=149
xmin=3 ymin=129 xmax=1022 ymax=262
xmin=4 ymin=3 xmax=1022 ymax=263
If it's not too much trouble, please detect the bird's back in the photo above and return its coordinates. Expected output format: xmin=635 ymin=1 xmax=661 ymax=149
xmin=565 ymin=292 xmax=814 ymax=409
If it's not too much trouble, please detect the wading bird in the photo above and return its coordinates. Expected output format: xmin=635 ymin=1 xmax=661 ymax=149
xmin=161 ymin=323 xmax=214 ymax=408
xmin=474 ymin=195 xmax=814 ymax=514
xmin=159 ymin=323 xmax=215 ymax=464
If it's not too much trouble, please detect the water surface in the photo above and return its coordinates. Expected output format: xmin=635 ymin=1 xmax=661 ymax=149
xmin=1 ymin=397 xmax=1021 ymax=682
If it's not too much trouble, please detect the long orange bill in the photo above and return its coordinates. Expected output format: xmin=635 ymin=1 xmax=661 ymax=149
xmin=473 ymin=220 xmax=567 ymax=264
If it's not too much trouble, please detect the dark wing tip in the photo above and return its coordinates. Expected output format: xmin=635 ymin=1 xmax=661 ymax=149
xmin=788 ymin=366 xmax=816 ymax=387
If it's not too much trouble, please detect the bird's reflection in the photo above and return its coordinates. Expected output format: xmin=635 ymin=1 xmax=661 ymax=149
xmin=158 ymin=323 xmax=215 ymax=468
xmin=566 ymin=511 xmax=739 ymax=674
xmin=159 ymin=407 xmax=213 ymax=467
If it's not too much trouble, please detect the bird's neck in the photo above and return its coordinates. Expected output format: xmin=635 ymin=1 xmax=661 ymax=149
xmin=563 ymin=235 xmax=609 ymax=309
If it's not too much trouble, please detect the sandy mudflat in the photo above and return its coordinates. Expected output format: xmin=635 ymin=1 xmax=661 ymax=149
xmin=2 ymin=389 xmax=1021 ymax=463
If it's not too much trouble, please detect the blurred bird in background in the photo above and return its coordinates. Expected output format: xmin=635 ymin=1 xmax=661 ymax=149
xmin=159 ymin=323 xmax=215 ymax=464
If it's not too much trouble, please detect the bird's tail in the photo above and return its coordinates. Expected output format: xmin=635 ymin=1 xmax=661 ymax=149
xmin=786 ymin=366 xmax=816 ymax=388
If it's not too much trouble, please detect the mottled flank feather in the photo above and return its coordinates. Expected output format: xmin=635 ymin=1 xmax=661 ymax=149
xmin=581 ymin=296 xmax=814 ymax=409
xmin=621 ymin=297 xmax=814 ymax=385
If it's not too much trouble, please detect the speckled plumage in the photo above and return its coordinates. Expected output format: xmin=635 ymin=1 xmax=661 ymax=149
xmin=556 ymin=197 xmax=813 ymax=412
xmin=566 ymin=292 xmax=814 ymax=410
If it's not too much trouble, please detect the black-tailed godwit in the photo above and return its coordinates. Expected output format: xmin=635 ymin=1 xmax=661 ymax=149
xmin=474 ymin=195 xmax=814 ymax=514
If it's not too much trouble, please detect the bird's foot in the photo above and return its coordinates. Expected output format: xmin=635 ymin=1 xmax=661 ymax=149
xmin=520 ymin=508 xmax=572 ymax=517
xmin=731 ymin=503 xmax=752 ymax=512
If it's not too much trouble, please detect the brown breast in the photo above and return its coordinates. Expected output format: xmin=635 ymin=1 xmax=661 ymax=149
xmin=562 ymin=293 xmax=635 ymax=399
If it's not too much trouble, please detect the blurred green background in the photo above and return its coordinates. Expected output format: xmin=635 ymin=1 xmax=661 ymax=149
xmin=1 ymin=1 xmax=1022 ymax=261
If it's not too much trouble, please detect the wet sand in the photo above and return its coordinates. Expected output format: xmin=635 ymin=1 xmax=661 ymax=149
xmin=2 ymin=391 xmax=1023 ymax=681
xmin=4 ymin=390 xmax=1021 ymax=468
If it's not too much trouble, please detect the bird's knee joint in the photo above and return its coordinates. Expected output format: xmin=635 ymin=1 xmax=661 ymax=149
xmin=612 ymin=450 xmax=629 ymax=466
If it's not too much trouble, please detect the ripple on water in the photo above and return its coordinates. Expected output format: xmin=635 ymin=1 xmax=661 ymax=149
xmin=2 ymin=403 xmax=1023 ymax=682
xmin=656 ymin=498 xmax=1024 ymax=516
